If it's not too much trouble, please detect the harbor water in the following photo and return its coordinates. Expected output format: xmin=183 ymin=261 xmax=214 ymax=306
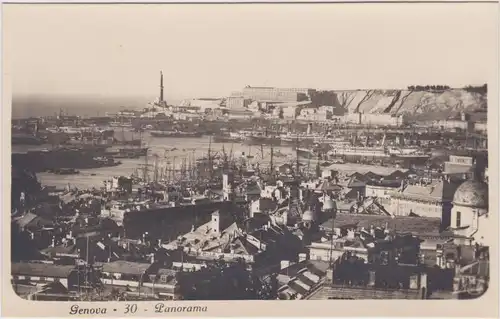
xmin=15 ymin=133 xmax=296 ymax=189
xmin=13 ymin=132 xmax=405 ymax=189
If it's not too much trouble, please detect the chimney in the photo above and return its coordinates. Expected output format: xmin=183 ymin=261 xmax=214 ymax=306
xmin=326 ymin=268 xmax=334 ymax=282
xmin=460 ymin=111 xmax=466 ymax=122
xmin=298 ymin=253 xmax=307 ymax=262
xmin=368 ymin=270 xmax=376 ymax=287
xmin=281 ymin=260 xmax=290 ymax=270
xmin=347 ymin=229 xmax=355 ymax=239
xmin=409 ymin=274 xmax=419 ymax=290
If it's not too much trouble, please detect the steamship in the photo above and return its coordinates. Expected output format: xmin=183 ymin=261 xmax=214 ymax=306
xmin=150 ymin=130 xmax=203 ymax=138
xmin=326 ymin=146 xmax=430 ymax=159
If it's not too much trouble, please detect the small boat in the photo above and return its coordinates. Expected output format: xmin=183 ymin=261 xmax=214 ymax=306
xmin=115 ymin=139 xmax=142 ymax=146
xmin=296 ymin=147 xmax=319 ymax=160
xmin=54 ymin=168 xmax=80 ymax=175
xmin=118 ymin=147 xmax=148 ymax=157
xmin=109 ymin=121 xmax=133 ymax=128
xmin=150 ymin=130 xmax=203 ymax=138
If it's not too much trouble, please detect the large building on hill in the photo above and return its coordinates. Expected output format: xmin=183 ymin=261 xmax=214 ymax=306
xmin=231 ymin=86 xmax=315 ymax=103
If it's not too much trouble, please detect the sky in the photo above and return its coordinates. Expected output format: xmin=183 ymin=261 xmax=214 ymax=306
xmin=3 ymin=3 xmax=498 ymax=101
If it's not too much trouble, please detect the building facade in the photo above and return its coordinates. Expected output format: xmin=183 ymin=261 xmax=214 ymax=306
xmin=443 ymin=155 xmax=476 ymax=180
xmin=226 ymin=96 xmax=252 ymax=109
xmin=234 ymin=86 xmax=315 ymax=102
xmin=450 ymin=180 xmax=489 ymax=245
xmin=389 ymin=180 xmax=457 ymax=226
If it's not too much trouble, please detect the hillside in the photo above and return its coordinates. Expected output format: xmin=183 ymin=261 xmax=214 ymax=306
xmin=312 ymin=88 xmax=487 ymax=121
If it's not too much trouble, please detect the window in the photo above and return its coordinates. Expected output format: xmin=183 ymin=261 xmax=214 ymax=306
xmin=456 ymin=211 xmax=461 ymax=227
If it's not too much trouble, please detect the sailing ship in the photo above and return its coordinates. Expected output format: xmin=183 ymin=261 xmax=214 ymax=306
xmin=109 ymin=119 xmax=133 ymax=128
xmin=115 ymin=130 xmax=148 ymax=158
xmin=150 ymin=130 xmax=203 ymax=138
xmin=212 ymin=132 xmax=245 ymax=143
xmin=386 ymin=146 xmax=431 ymax=159
xmin=295 ymin=147 xmax=321 ymax=160
xmin=243 ymin=128 xmax=281 ymax=146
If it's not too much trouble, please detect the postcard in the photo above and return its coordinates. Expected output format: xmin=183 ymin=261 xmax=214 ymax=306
xmin=2 ymin=1 xmax=498 ymax=317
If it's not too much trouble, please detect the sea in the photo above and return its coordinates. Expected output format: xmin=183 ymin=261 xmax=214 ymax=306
xmin=13 ymin=131 xmax=402 ymax=190
xmin=13 ymin=133 xmax=298 ymax=190
xmin=12 ymin=96 xmax=402 ymax=189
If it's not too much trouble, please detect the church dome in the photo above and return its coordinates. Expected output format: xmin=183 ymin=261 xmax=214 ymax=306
xmin=322 ymin=199 xmax=336 ymax=211
xmin=452 ymin=180 xmax=489 ymax=209
xmin=302 ymin=209 xmax=316 ymax=222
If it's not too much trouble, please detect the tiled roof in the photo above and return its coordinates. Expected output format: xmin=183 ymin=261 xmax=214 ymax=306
xmin=393 ymin=180 xmax=458 ymax=202
xmin=348 ymin=178 xmax=367 ymax=188
xmin=102 ymin=261 xmax=152 ymax=275
xmin=279 ymin=260 xmax=329 ymax=278
xmin=41 ymin=244 xmax=78 ymax=256
xmin=460 ymin=260 xmax=489 ymax=277
xmin=14 ymin=213 xmax=38 ymax=228
xmin=279 ymin=261 xmax=329 ymax=299
xmin=317 ymin=181 xmax=343 ymax=192
xmin=166 ymin=220 xmax=243 ymax=252
xmin=386 ymin=170 xmax=410 ymax=180
xmin=12 ymin=263 xmax=75 ymax=278
xmin=365 ymin=171 xmax=383 ymax=180
xmin=321 ymin=214 xmax=442 ymax=236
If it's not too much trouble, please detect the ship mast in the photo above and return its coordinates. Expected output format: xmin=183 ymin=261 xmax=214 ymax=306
xmin=172 ymin=156 xmax=177 ymax=181
xmin=295 ymin=136 xmax=300 ymax=178
xmin=208 ymin=136 xmax=213 ymax=180
xmin=142 ymin=153 xmax=149 ymax=183
xmin=153 ymin=154 xmax=159 ymax=183
xmin=270 ymin=143 xmax=274 ymax=176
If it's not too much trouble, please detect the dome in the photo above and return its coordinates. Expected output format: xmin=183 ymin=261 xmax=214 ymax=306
xmin=452 ymin=180 xmax=489 ymax=208
xmin=302 ymin=209 xmax=316 ymax=222
xmin=322 ymin=199 xmax=336 ymax=211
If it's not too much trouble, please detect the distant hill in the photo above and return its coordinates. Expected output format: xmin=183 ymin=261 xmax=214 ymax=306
xmin=311 ymin=86 xmax=487 ymax=121
xmin=12 ymin=86 xmax=488 ymax=122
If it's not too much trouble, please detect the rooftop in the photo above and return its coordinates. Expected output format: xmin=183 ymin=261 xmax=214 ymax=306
xmin=393 ymin=180 xmax=458 ymax=202
xmin=452 ymin=180 xmax=488 ymax=208
xmin=12 ymin=263 xmax=75 ymax=278
xmin=320 ymin=214 xmax=442 ymax=237
xmin=101 ymin=261 xmax=152 ymax=275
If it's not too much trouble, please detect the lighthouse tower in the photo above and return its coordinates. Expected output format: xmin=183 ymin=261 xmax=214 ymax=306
xmin=159 ymin=71 xmax=167 ymax=108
